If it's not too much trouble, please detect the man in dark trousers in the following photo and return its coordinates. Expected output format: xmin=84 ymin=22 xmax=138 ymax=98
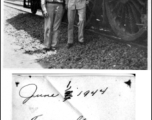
xmin=41 ymin=0 xmax=65 ymax=52
xmin=65 ymin=0 xmax=89 ymax=48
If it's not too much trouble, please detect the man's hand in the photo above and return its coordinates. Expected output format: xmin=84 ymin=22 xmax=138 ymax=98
xmin=41 ymin=0 xmax=48 ymax=17
xmin=86 ymin=0 xmax=89 ymax=4
xmin=43 ymin=10 xmax=48 ymax=17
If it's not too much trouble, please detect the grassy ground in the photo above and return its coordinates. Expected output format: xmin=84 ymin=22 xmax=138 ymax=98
xmin=4 ymin=6 xmax=147 ymax=69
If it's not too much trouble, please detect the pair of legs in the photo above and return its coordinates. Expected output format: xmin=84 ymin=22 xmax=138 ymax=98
xmin=44 ymin=3 xmax=64 ymax=49
xmin=67 ymin=7 xmax=86 ymax=44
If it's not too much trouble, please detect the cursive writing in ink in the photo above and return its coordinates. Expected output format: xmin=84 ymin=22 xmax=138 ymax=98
xmin=84 ymin=90 xmax=90 ymax=97
xmin=19 ymin=84 xmax=59 ymax=104
xmin=77 ymin=116 xmax=86 ymax=120
xmin=77 ymin=87 xmax=108 ymax=97
xmin=91 ymin=89 xmax=98 ymax=96
xmin=63 ymin=81 xmax=73 ymax=102
xmin=31 ymin=114 xmax=43 ymax=120
xmin=19 ymin=81 xmax=109 ymax=103
xmin=100 ymin=87 xmax=108 ymax=94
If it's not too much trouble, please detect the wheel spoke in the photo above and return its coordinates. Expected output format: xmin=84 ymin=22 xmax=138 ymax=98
xmin=105 ymin=0 xmax=147 ymax=41
xmin=129 ymin=2 xmax=141 ymax=27
xmin=117 ymin=5 xmax=123 ymax=18
xmin=111 ymin=1 xmax=121 ymax=15
xmin=128 ymin=3 xmax=139 ymax=32
xmin=130 ymin=0 xmax=141 ymax=14
xmin=137 ymin=0 xmax=146 ymax=6
xmin=111 ymin=2 xmax=122 ymax=19
xmin=115 ymin=5 xmax=123 ymax=24
xmin=127 ymin=3 xmax=135 ymax=33
xmin=108 ymin=0 xmax=116 ymax=5
xmin=124 ymin=5 xmax=131 ymax=33
xmin=119 ymin=5 xmax=126 ymax=30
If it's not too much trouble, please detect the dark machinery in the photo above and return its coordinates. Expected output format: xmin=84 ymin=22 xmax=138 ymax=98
xmin=23 ymin=0 xmax=41 ymax=14
xmin=23 ymin=0 xmax=147 ymax=41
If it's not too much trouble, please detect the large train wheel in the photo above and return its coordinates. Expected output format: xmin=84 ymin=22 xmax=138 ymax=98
xmin=105 ymin=0 xmax=147 ymax=41
xmin=31 ymin=0 xmax=38 ymax=14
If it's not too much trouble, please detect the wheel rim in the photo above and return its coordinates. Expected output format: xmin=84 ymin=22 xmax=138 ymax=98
xmin=105 ymin=0 xmax=147 ymax=41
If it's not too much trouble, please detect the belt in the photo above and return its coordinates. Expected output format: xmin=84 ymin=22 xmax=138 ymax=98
xmin=46 ymin=1 xmax=64 ymax=4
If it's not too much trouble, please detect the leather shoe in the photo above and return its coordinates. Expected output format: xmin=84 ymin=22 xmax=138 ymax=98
xmin=51 ymin=47 xmax=57 ymax=51
xmin=67 ymin=43 xmax=73 ymax=49
xmin=43 ymin=48 xmax=51 ymax=52
xmin=43 ymin=47 xmax=56 ymax=52
xmin=78 ymin=41 xmax=85 ymax=45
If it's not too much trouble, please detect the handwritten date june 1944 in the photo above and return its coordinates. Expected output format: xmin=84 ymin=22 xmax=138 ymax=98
xmin=19 ymin=81 xmax=108 ymax=104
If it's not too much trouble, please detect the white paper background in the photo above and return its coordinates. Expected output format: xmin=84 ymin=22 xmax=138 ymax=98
xmin=1 ymin=71 xmax=151 ymax=120
xmin=12 ymin=75 xmax=135 ymax=120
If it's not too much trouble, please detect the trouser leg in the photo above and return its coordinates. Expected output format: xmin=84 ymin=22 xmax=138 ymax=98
xmin=44 ymin=4 xmax=54 ymax=48
xmin=77 ymin=7 xmax=86 ymax=42
xmin=52 ymin=4 xmax=64 ymax=48
xmin=68 ymin=9 xmax=76 ymax=44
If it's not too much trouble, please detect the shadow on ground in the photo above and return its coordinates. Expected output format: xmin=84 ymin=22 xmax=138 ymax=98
xmin=7 ymin=13 xmax=44 ymax=42
xmin=6 ymin=12 xmax=148 ymax=69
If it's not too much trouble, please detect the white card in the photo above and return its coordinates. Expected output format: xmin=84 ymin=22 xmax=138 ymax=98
xmin=12 ymin=74 xmax=135 ymax=120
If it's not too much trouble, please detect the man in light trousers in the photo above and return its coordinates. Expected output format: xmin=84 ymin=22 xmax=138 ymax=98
xmin=41 ymin=0 xmax=65 ymax=51
xmin=65 ymin=0 xmax=89 ymax=48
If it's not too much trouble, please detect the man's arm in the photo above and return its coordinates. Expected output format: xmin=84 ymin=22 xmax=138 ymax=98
xmin=41 ymin=0 xmax=48 ymax=17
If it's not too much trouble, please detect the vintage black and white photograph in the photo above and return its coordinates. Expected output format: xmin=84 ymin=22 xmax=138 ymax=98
xmin=12 ymin=73 xmax=135 ymax=120
xmin=2 ymin=0 xmax=149 ymax=69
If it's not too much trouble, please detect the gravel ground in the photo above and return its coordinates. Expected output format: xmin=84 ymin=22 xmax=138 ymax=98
xmin=3 ymin=6 xmax=147 ymax=69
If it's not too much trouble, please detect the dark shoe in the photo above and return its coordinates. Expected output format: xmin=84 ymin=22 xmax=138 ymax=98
xmin=51 ymin=47 xmax=57 ymax=51
xmin=78 ymin=41 xmax=85 ymax=45
xmin=43 ymin=48 xmax=51 ymax=52
xmin=43 ymin=47 xmax=56 ymax=52
xmin=67 ymin=43 xmax=73 ymax=49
